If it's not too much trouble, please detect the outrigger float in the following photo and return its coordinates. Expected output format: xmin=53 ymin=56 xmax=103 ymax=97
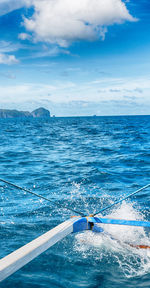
xmin=0 ymin=179 xmax=150 ymax=282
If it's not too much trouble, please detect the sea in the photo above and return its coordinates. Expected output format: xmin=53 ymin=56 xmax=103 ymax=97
xmin=0 ymin=115 xmax=150 ymax=288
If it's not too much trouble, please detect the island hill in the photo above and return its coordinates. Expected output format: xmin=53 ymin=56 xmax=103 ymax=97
xmin=0 ymin=107 xmax=50 ymax=118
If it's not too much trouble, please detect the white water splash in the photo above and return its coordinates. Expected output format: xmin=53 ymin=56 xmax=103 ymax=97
xmin=74 ymin=201 xmax=150 ymax=278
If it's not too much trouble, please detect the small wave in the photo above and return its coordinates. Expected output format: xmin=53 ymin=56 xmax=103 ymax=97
xmin=74 ymin=201 xmax=150 ymax=278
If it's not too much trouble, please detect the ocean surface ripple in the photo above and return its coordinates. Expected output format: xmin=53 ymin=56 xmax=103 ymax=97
xmin=0 ymin=115 xmax=150 ymax=288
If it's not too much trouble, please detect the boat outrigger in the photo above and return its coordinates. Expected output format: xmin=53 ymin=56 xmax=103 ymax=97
xmin=0 ymin=179 xmax=150 ymax=282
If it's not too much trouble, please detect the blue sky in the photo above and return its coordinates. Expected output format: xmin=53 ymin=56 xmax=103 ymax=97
xmin=0 ymin=0 xmax=149 ymax=116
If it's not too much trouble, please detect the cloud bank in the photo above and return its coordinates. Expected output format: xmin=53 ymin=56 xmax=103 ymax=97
xmin=22 ymin=0 xmax=136 ymax=47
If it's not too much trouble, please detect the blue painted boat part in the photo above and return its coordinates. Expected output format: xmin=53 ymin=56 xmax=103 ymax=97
xmin=93 ymin=217 xmax=150 ymax=228
xmin=92 ymin=225 xmax=104 ymax=233
xmin=72 ymin=217 xmax=104 ymax=233
xmin=72 ymin=217 xmax=89 ymax=233
xmin=72 ymin=217 xmax=150 ymax=234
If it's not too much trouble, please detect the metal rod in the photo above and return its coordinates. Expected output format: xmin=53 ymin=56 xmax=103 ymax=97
xmin=94 ymin=183 xmax=150 ymax=216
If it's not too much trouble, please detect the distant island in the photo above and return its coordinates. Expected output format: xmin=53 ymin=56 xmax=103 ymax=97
xmin=0 ymin=107 xmax=50 ymax=118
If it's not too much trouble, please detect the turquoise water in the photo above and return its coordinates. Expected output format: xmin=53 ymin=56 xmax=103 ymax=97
xmin=0 ymin=116 xmax=150 ymax=287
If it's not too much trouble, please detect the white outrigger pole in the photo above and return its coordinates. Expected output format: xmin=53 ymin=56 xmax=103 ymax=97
xmin=1 ymin=215 xmax=150 ymax=282
xmin=0 ymin=217 xmax=80 ymax=282
xmin=0 ymin=179 xmax=150 ymax=282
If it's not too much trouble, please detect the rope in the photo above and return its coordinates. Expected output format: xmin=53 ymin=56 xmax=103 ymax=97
xmin=93 ymin=183 xmax=150 ymax=216
xmin=127 ymin=243 xmax=150 ymax=249
xmin=1 ymin=178 xmax=150 ymax=218
xmin=0 ymin=178 xmax=84 ymax=217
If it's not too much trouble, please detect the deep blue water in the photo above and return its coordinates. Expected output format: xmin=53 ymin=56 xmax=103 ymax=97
xmin=0 ymin=115 xmax=150 ymax=288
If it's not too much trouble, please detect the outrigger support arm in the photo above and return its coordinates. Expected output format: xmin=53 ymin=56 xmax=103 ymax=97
xmin=1 ymin=216 xmax=150 ymax=282
xmin=0 ymin=217 xmax=80 ymax=283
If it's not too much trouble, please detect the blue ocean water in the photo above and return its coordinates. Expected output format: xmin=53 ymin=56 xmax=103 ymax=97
xmin=0 ymin=115 xmax=150 ymax=288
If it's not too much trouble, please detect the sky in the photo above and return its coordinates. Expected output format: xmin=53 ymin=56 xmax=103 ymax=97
xmin=0 ymin=0 xmax=150 ymax=116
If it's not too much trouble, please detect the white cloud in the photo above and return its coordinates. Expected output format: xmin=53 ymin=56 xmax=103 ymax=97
xmin=0 ymin=75 xmax=149 ymax=104
xmin=0 ymin=53 xmax=19 ymax=65
xmin=29 ymin=45 xmax=62 ymax=58
xmin=22 ymin=0 xmax=136 ymax=47
xmin=18 ymin=33 xmax=31 ymax=41
xmin=0 ymin=0 xmax=137 ymax=47
xmin=0 ymin=41 xmax=26 ymax=65
xmin=0 ymin=82 xmax=75 ymax=103
xmin=0 ymin=0 xmax=26 ymax=16
xmin=0 ymin=41 xmax=22 ymax=53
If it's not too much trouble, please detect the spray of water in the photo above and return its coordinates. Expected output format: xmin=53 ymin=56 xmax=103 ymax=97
xmin=74 ymin=201 xmax=150 ymax=278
